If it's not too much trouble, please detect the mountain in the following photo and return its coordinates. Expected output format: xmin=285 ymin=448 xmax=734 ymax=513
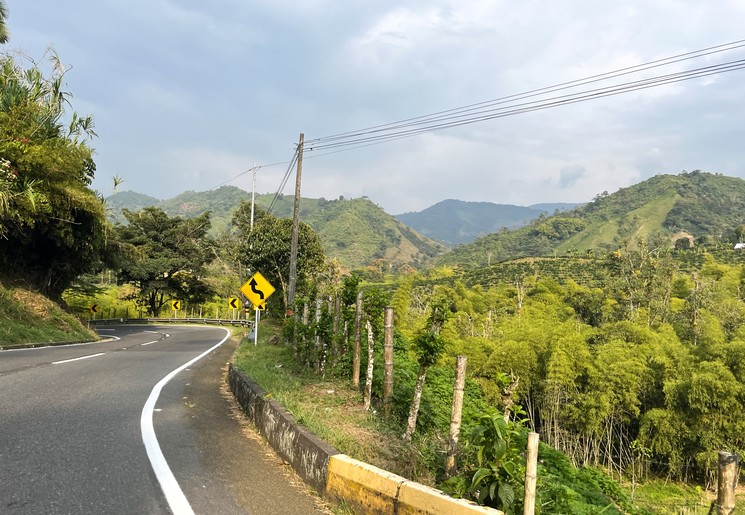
xmin=106 ymin=187 xmax=446 ymax=272
xmin=396 ymin=200 xmax=542 ymax=246
xmin=437 ymin=171 xmax=745 ymax=269
xmin=395 ymin=200 xmax=582 ymax=246
xmin=105 ymin=191 xmax=161 ymax=224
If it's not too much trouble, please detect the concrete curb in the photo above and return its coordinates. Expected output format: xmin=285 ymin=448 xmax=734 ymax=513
xmin=228 ymin=364 xmax=503 ymax=514
xmin=326 ymin=454 xmax=501 ymax=514
xmin=228 ymin=365 xmax=338 ymax=493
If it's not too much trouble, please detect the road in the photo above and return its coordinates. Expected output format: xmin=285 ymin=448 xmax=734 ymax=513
xmin=0 ymin=325 xmax=329 ymax=514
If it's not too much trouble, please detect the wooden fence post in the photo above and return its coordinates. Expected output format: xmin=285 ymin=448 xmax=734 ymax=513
xmin=314 ymin=298 xmax=322 ymax=373
xmin=353 ymin=291 xmax=363 ymax=387
xmin=524 ymin=432 xmax=539 ymax=515
xmin=383 ymin=307 xmax=394 ymax=420
xmin=363 ymin=320 xmax=375 ymax=411
xmin=446 ymin=355 xmax=467 ymax=477
xmin=716 ymin=451 xmax=738 ymax=515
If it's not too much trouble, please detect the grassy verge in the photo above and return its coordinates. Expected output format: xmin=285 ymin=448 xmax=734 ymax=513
xmin=232 ymin=318 xmax=438 ymax=485
xmin=0 ymin=281 xmax=97 ymax=347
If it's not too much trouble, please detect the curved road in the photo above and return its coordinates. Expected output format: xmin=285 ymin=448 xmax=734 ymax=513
xmin=0 ymin=325 xmax=329 ymax=514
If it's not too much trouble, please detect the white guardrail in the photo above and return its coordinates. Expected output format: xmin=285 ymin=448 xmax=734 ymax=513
xmin=88 ymin=318 xmax=254 ymax=328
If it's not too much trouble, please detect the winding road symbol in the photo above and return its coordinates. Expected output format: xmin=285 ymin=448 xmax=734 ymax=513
xmin=240 ymin=272 xmax=275 ymax=308
xmin=249 ymin=278 xmax=264 ymax=299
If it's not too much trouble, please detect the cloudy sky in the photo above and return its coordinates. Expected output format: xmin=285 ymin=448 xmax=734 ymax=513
xmin=6 ymin=1 xmax=745 ymax=213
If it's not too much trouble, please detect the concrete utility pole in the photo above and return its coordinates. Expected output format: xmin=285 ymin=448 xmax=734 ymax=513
xmin=287 ymin=133 xmax=304 ymax=313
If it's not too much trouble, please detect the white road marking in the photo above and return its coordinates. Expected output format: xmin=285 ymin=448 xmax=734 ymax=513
xmin=165 ymin=334 xmax=171 ymax=338
xmin=140 ymin=340 xmax=159 ymax=347
xmin=140 ymin=327 xmax=231 ymax=515
xmin=144 ymin=331 xmax=159 ymax=334
xmin=1 ymin=337 xmax=117 ymax=353
xmin=52 ymin=352 xmax=106 ymax=365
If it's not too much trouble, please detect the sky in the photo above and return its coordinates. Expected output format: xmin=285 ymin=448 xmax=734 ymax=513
xmin=6 ymin=1 xmax=745 ymax=214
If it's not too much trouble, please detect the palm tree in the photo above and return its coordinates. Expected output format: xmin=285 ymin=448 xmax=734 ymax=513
xmin=0 ymin=2 xmax=9 ymax=44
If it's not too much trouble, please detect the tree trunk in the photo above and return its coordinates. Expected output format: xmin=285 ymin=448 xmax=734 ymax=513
xmin=446 ymin=355 xmax=467 ymax=476
xmin=404 ymin=364 xmax=427 ymax=441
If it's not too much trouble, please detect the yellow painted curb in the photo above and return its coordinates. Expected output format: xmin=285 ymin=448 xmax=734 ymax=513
xmin=398 ymin=480 xmax=499 ymax=514
xmin=326 ymin=454 xmax=503 ymax=514
xmin=327 ymin=454 xmax=404 ymax=513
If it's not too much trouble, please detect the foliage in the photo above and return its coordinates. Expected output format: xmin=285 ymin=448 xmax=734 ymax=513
xmin=0 ymin=280 xmax=97 ymax=346
xmin=114 ymin=207 xmax=214 ymax=316
xmin=442 ymin=411 xmax=526 ymax=513
xmin=0 ymin=51 xmax=109 ymax=298
xmin=232 ymin=200 xmax=325 ymax=310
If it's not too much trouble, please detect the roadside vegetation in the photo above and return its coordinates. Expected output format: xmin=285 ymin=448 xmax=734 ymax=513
xmin=0 ymin=280 xmax=96 ymax=347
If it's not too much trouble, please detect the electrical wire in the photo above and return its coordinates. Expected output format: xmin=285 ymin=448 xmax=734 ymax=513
xmin=218 ymin=39 xmax=745 ymax=198
xmin=306 ymin=38 xmax=745 ymax=147
xmin=267 ymin=148 xmax=298 ymax=214
xmin=305 ymin=58 xmax=745 ymax=151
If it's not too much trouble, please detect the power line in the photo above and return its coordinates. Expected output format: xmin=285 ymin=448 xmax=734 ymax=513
xmin=305 ymin=58 xmax=745 ymax=151
xmin=209 ymin=159 xmax=292 ymax=190
xmin=306 ymin=39 xmax=745 ymax=147
xmin=267 ymin=148 xmax=299 ymax=214
xmin=219 ymin=39 xmax=745 ymax=199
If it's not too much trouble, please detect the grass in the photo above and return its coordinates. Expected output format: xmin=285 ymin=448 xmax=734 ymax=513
xmin=0 ymin=281 xmax=97 ymax=347
xmin=232 ymin=318 xmax=439 ymax=486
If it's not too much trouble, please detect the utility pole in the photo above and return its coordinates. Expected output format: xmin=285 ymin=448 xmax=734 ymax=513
xmin=250 ymin=164 xmax=256 ymax=230
xmin=287 ymin=133 xmax=303 ymax=313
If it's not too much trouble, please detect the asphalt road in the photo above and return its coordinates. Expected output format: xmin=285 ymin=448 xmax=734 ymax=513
xmin=0 ymin=325 xmax=329 ymax=514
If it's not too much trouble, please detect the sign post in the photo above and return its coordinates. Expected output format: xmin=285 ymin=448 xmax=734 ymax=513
xmin=229 ymin=297 xmax=240 ymax=320
xmin=171 ymin=300 xmax=181 ymax=319
xmin=240 ymin=272 xmax=275 ymax=346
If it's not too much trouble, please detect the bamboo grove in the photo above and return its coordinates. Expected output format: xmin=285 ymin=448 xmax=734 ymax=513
xmin=281 ymin=241 xmax=745 ymax=492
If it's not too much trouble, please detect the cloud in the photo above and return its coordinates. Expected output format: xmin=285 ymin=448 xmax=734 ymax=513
xmin=559 ymin=165 xmax=586 ymax=188
xmin=8 ymin=0 xmax=745 ymax=212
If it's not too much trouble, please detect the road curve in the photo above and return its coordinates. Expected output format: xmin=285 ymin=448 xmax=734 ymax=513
xmin=0 ymin=325 xmax=329 ymax=514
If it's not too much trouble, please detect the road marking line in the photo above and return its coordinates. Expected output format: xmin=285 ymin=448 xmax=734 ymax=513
xmin=144 ymin=331 xmax=159 ymax=334
xmin=52 ymin=352 xmax=106 ymax=365
xmin=140 ymin=327 xmax=230 ymax=515
xmin=140 ymin=340 xmax=159 ymax=346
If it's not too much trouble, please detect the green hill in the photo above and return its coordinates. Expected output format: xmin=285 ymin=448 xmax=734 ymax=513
xmin=395 ymin=200 xmax=581 ymax=246
xmin=105 ymin=190 xmax=161 ymax=225
xmin=438 ymin=171 xmax=745 ymax=269
xmin=395 ymin=199 xmax=546 ymax=245
xmin=106 ymin=187 xmax=447 ymax=272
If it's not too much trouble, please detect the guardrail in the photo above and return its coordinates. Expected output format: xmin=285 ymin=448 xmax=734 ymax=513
xmin=88 ymin=317 xmax=254 ymax=328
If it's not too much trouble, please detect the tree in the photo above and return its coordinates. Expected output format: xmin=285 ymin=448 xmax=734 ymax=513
xmin=0 ymin=51 xmax=109 ymax=298
xmin=404 ymin=298 xmax=450 ymax=441
xmin=0 ymin=2 xmax=8 ymax=44
xmin=115 ymin=208 xmax=214 ymax=316
xmin=232 ymin=200 xmax=325 ymax=310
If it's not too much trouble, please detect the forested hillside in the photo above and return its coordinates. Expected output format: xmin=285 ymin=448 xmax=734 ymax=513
xmin=439 ymin=171 xmax=745 ymax=269
xmin=396 ymin=199 xmax=545 ymax=245
xmin=107 ymin=187 xmax=447 ymax=272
